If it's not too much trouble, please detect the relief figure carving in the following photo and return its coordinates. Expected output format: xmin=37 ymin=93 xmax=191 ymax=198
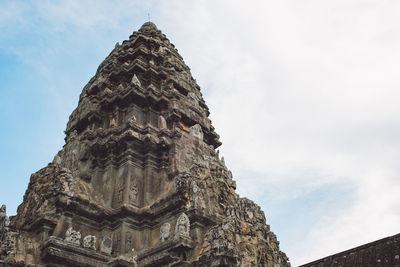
xmin=160 ymin=222 xmax=171 ymax=242
xmin=113 ymin=180 xmax=124 ymax=205
xmin=128 ymin=179 xmax=138 ymax=205
xmin=128 ymin=115 xmax=137 ymax=127
xmin=100 ymin=236 xmax=112 ymax=255
xmin=64 ymin=227 xmax=81 ymax=246
xmin=175 ymin=213 xmax=190 ymax=238
xmin=83 ymin=235 xmax=97 ymax=250
xmin=192 ymin=183 xmax=206 ymax=210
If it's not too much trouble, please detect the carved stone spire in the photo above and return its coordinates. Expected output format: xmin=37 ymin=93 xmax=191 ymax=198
xmin=3 ymin=22 xmax=290 ymax=267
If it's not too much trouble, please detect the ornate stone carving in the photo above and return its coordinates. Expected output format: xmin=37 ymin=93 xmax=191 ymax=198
xmin=190 ymin=124 xmax=203 ymax=140
xmin=125 ymin=232 xmax=133 ymax=253
xmin=128 ymin=115 xmax=137 ymax=127
xmin=175 ymin=213 xmax=190 ymax=238
xmin=0 ymin=230 xmax=15 ymax=261
xmin=0 ymin=205 xmax=10 ymax=241
xmin=148 ymin=84 xmax=158 ymax=92
xmin=58 ymin=168 xmax=75 ymax=197
xmin=83 ymin=235 xmax=97 ymax=250
xmin=159 ymin=115 xmax=167 ymax=129
xmin=2 ymin=22 xmax=290 ymax=267
xmin=113 ymin=180 xmax=124 ymax=205
xmin=160 ymin=222 xmax=171 ymax=242
xmin=128 ymin=177 xmax=138 ymax=205
xmin=158 ymin=45 xmax=169 ymax=56
xmin=188 ymin=92 xmax=200 ymax=103
xmin=104 ymin=87 xmax=113 ymax=95
xmin=192 ymin=182 xmax=206 ymax=210
xmin=100 ymin=236 xmax=112 ymax=255
xmin=175 ymin=172 xmax=191 ymax=193
xmin=66 ymin=129 xmax=77 ymax=143
xmin=109 ymin=114 xmax=117 ymax=128
xmin=131 ymin=74 xmax=141 ymax=87
xmin=64 ymin=227 xmax=81 ymax=246
xmin=26 ymin=238 xmax=34 ymax=254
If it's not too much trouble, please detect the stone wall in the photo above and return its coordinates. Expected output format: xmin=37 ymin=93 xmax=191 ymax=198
xmin=300 ymin=233 xmax=400 ymax=267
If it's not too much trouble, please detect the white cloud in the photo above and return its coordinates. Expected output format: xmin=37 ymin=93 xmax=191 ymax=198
xmin=153 ymin=1 xmax=400 ymax=265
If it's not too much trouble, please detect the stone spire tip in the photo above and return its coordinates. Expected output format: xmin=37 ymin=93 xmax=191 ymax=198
xmin=140 ymin=21 xmax=158 ymax=31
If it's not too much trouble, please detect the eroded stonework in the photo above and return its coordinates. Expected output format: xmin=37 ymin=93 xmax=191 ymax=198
xmin=0 ymin=22 xmax=290 ymax=266
xmin=300 ymin=233 xmax=400 ymax=267
xmin=160 ymin=223 xmax=171 ymax=242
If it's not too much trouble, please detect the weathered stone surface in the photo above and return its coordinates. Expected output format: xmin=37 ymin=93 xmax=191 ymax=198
xmin=0 ymin=22 xmax=290 ymax=266
xmin=0 ymin=205 xmax=10 ymax=241
xmin=160 ymin=222 xmax=171 ymax=242
xmin=64 ymin=227 xmax=81 ymax=245
xmin=83 ymin=235 xmax=97 ymax=250
xmin=175 ymin=213 xmax=190 ymax=238
xmin=100 ymin=236 xmax=112 ymax=255
xmin=0 ymin=205 xmax=15 ymax=263
xmin=189 ymin=124 xmax=203 ymax=140
xmin=301 ymin=233 xmax=400 ymax=267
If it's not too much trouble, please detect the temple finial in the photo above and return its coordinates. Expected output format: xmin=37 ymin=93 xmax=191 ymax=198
xmin=139 ymin=21 xmax=158 ymax=32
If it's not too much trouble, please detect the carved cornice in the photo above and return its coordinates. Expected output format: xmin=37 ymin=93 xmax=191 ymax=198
xmin=42 ymin=236 xmax=111 ymax=266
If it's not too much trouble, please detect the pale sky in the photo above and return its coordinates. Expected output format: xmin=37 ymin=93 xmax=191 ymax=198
xmin=1 ymin=1 xmax=400 ymax=266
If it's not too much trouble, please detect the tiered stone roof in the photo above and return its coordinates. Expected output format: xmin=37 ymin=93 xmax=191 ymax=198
xmin=0 ymin=22 xmax=290 ymax=267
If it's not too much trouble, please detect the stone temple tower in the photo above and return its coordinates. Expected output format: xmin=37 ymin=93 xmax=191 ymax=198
xmin=0 ymin=22 xmax=290 ymax=266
